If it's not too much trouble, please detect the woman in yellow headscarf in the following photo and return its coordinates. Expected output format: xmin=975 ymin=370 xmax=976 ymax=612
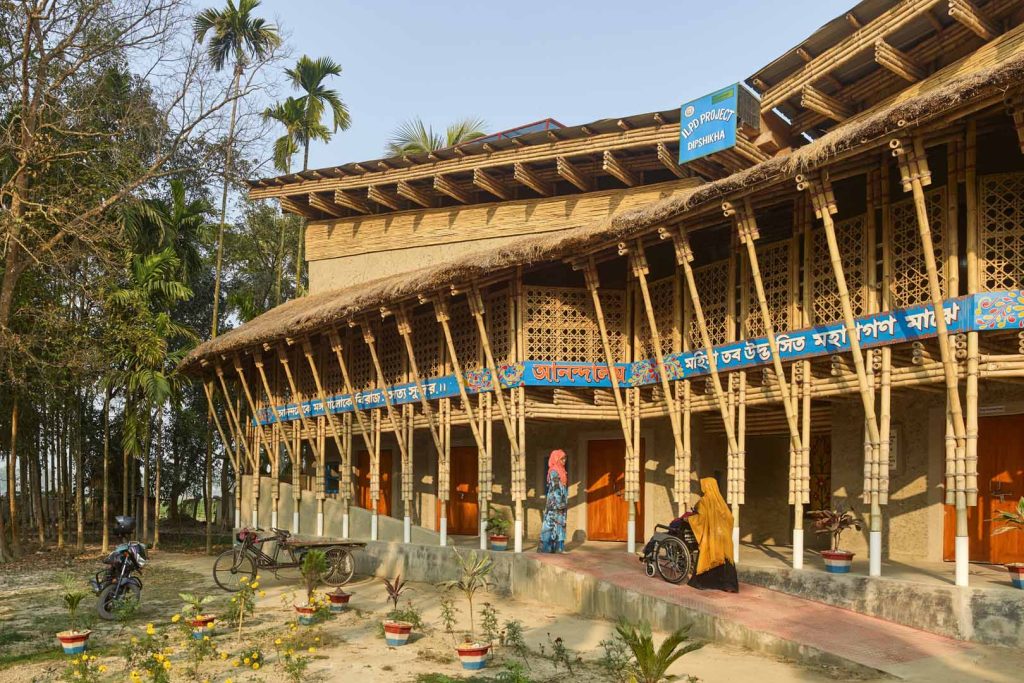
xmin=687 ymin=477 xmax=739 ymax=592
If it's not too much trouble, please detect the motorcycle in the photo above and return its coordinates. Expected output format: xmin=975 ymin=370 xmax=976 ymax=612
xmin=91 ymin=516 xmax=149 ymax=620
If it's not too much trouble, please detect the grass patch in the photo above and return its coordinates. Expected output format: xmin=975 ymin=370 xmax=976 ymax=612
xmin=0 ymin=647 xmax=64 ymax=670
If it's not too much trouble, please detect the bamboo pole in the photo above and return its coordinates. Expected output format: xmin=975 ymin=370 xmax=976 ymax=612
xmin=301 ymin=338 xmax=349 ymax=535
xmin=431 ymin=297 xmax=489 ymax=458
xmin=514 ymin=268 xmax=526 ymax=552
xmin=250 ymin=353 xmax=293 ymax=530
xmin=203 ymin=381 xmax=242 ymax=528
xmin=224 ymin=362 xmax=271 ymax=528
xmin=274 ymin=344 xmax=324 ymax=533
xmin=961 ymin=121 xmax=980 ymax=588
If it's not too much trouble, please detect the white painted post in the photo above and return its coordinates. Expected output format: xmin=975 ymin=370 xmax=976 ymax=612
xmin=270 ymin=509 xmax=277 ymax=530
xmin=514 ymin=500 xmax=523 ymax=553
xmin=440 ymin=516 xmax=448 ymax=547
xmin=627 ymin=519 xmax=636 ymax=554
xmin=370 ymin=512 xmax=378 ymax=541
xmin=252 ymin=508 xmax=259 ymax=529
xmin=955 ymin=535 xmax=969 ymax=587
xmin=235 ymin=505 xmax=241 ymax=530
xmin=342 ymin=511 xmax=350 ymax=539
xmin=292 ymin=510 xmax=300 ymax=534
xmin=792 ymin=528 xmax=804 ymax=570
xmin=404 ymin=515 xmax=412 ymax=544
xmin=316 ymin=511 xmax=324 ymax=537
xmin=869 ymin=530 xmax=882 ymax=577
xmin=732 ymin=525 xmax=740 ymax=565
xmin=479 ymin=518 xmax=487 ymax=550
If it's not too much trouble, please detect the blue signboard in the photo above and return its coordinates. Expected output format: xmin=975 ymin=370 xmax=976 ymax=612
xmin=678 ymin=84 xmax=740 ymax=164
xmin=253 ymin=290 xmax=1024 ymax=426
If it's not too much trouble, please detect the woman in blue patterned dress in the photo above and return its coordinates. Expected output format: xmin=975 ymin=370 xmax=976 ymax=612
xmin=539 ymin=449 xmax=568 ymax=553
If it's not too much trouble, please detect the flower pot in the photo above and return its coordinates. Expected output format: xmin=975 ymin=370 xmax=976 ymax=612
xmin=56 ymin=630 xmax=91 ymax=655
xmin=294 ymin=605 xmax=317 ymax=626
xmin=489 ymin=534 xmax=509 ymax=551
xmin=456 ymin=642 xmax=490 ymax=670
xmin=187 ymin=615 xmax=216 ymax=639
xmin=383 ymin=620 xmax=412 ymax=647
xmin=1008 ymin=563 xmax=1024 ymax=589
xmin=821 ymin=549 xmax=854 ymax=574
xmin=328 ymin=590 xmax=351 ymax=613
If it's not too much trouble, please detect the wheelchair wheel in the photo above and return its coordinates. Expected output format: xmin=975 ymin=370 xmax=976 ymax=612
xmin=654 ymin=536 xmax=693 ymax=585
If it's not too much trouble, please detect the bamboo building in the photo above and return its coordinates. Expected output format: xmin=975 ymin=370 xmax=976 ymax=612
xmin=184 ymin=0 xmax=1024 ymax=585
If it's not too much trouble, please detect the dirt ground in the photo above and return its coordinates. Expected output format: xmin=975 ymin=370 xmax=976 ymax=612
xmin=0 ymin=544 xmax=867 ymax=683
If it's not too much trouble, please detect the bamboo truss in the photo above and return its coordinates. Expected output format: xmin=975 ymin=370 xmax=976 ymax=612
xmin=274 ymin=344 xmax=324 ymax=519
xmin=359 ymin=319 xmax=410 ymax=507
xmin=301 ymin=338 xmax=350 ymax=502
xmin=228 ymin=359 xmax=277 ymax=516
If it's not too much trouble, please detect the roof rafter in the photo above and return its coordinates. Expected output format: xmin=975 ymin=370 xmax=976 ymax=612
xmin=513 ymin=162 xmax=552 ymax=196
xmin=279 ymin=195 xmax=318 ymax=219
xmin=657 ymin=142 xmax=688 ymax=178
xmin=948 ymin=0 xmax=997 ymax=41
xmin=397 ymin=180 xmax=435 ymax=208
xmin=333 ymin=189 xmax=371 ymax=214
xmin=603 ymin=151 xmax=639 ymax=187
xmin=433 ymin=175 xmax=473 ymax=204
xmin=556 ymin=156 xmax=593 ymax=191
xmin=874 ymin=38 xmax=926 ymax=82
xmin=367 ymin=185 xmax=402 ymax=211
xmin=473 ymin=168 xmax=511 ymax=200
xmin=308 ymin=193 xmax=346 ymax=218
xmin=801 ymin=84 xmax=854 ymax=122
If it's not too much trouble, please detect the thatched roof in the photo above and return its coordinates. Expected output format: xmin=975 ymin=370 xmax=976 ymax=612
xmin=181 ymin=47 xmax=1024 ymax=375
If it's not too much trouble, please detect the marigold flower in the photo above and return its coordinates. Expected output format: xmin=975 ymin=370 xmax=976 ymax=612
xmin=171 ymin=614 xmax=181 ymax=623
xmin=252 ymin=663 xmax=260 ymax=670
xmin=162 ymin=660 xmax=172 ymax=670
xmin=243 ymin=658 xmax=250 ymax=665
xmin=259 ymin=591 xmax=266 ymax=597
xmin=250 ymin=581 xmax=259 ymax=589
xmin=146 ymin=624 xmax=156 ymax=636
xmin=252 ymin=652 xmax=259 ymax=659
xmin=220 ymin=651 xmax=229 ymax=660
xmin=308 ymin=646 xmax=316 ymax=653
xmin=274 ymin=638 xmax=282 ymax=645
xmin=98 ymin=666 xmax=107 ymax=673
xmin=232 ymin=660 xmax=239 ymax=667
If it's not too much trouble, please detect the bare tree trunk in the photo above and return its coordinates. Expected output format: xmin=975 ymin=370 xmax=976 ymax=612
xmin=205 ymin=422 xmax=213 ymax=553
xmin=8 ymin=398 xmax=20 ymax=557
xmin=102 ymin=386 xmax=111 ymax=553
xmin=123 ymin=398 xmax=130 ymax=517
xmin=31 ymin=441 xmax=45 ymax=545
xmin=142 ymin=408 xmax=151 ymax=545
xmin=56 ymin=408 xmax=65 ymax=550
xmin=154 ymin=408 xmax=162 ymax=549
xmin=220 ymin=455 xmax=230 ymax=530
xmin=75 ymin=391 xmax=84 ymax=551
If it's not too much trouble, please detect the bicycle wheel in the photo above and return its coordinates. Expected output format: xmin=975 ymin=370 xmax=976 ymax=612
xmin=213 ymin=548 xmax=256 ymax=592
xmin=322 ymin=546 xmax=355 ymax=586
xmin=97 ymin=582 xmax=141 ymax=621
xmin=654 ymin=536 xmax=693 ymax=585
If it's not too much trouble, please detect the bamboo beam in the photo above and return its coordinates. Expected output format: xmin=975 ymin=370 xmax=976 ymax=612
xmin=392 ymin=306 xmax=445 ymax=457
xmin=333 ymin=189 xmax=371 ymax=214
xmin=657 ymin=142 xmax=688 ymax=178
xmin=800 ymin=85 xmax=854 ymax=122
xmin=308 ymin=192 xmax=346 ymax=218
xmin=724 ymin=198 xmax=804 ymax=469
xmin=513 ymin=162 xmax=552 ymax=196
xmin=212 ymin=366 xmax=256 ymax=473
xmin=279 ymin=195 xmax=318 ymax=219
xmin=367 ymin=185 xmax=402 ymax=211
xmin=948 ymin=0 xmax=996 ymax=40
xmin=431 ymin=297 xmax=489 ymax=458
xmin=252 ymin=352 xmax=298 ymax=465
xmin=473 ymin=168 xmax=511 ymax=200
xmin=874 ymin=39 xmax=926 ymax=82
xmin=301 ymin=338 xmax=351 ymax=502
xmin=433 ymin=175 xmax=473 ymax=204
xmin=603 ymin=151 xmax=638 ymax=187
xmin=964 ymin=121 xmax=979 ymax=510
xmin=397 ymin=180 xmax=435 ymax=208
xmin=202 ymin=381 xmax=240 ymax=477
xmin=275 ymin=344 xmax=324 ymax=473
xmin=231 ymin=356 xmax=279 ymax=473
xmin=327 ymin=328 xmax=376 ymax=457
xmin=556 ymin=157 xmax=593 ymax=192
xmin=797 ymin=173 xmax=882 ymax=447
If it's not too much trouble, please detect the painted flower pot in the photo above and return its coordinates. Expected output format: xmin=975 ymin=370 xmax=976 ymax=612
xmin=383 ymin=620 xmax=413 ymax=647
xmin=489 ymin=534 xmax=509 ymax=551
xmin=295 ymin=605 xmax=317 ymax=626
xmin=328 ymin=590 xmax=351 ymax=613
xmin=821 ymin=550 xmax=855 ymax=574
xmin=56 ymin=630 xmax=91 ymax=655
xmin=456 ymin=642 xmax=490 ymax=670
xmin=1008 ymin=563 xmax=1024 ymax=589
xmin=187 ymin=615 xmax=216 ymax=639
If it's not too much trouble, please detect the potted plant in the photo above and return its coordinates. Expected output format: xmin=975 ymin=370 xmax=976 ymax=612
xmin=56 ymin=573 xmax=91 ymax=655
xmin=486 ymin=509 xmax=511 ymax=551
xmin=440 ymin=549 xmax=494 ymax=670
xmin=179 ymin=592 xmax=217 ymax=639
xmin=327 ymin=587 xmax=352 ymax=613
xmin=381 ymin=575 xmax=413 ymax=646
xmin=992 ymin=496 xmax=1024 ymax=589
xmin=809 ymin=506 xmax=863 ymax=574
xmin=296 ymin=550 xmax=327 ymax=625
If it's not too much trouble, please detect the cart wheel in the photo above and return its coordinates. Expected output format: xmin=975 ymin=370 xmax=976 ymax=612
xmin=322 ymin=546 xmax=355 ymax=586
xmin=654 ymin=536 xmax=693 ymax=585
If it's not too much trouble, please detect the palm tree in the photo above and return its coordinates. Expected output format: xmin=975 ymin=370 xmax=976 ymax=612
xmin=279 ymin=55 xmax=351 ymax=294
xmin=121 ymin=180 xmax=213 ymax=285
xmin=385 ymin=117 xmax=488 ymax=156
xmin=193 ymin=0 xmax=280 ymax=340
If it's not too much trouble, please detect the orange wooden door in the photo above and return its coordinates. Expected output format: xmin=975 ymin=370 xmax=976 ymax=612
xmin=355 ymin=449 xmax=392 ymax=516
xmin=944 ymin=415 xmax=1024 ymax=563
xmin=586 ymin=439 xmax=644 ymax=541
xmin=437 ymin=447 xmax=479 ymax=535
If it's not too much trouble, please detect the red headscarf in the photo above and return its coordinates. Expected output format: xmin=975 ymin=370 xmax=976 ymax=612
xmin=548 ymin=449 xmax=567 ymax=486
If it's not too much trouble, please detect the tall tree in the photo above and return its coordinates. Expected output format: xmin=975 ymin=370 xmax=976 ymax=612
xmin=193 ymin=0 xmax=281 ymax=339
xmin=280 ymin=55 xmax=351 ymax=294
xmin=385 ymin=117 xmax=488 ymax=156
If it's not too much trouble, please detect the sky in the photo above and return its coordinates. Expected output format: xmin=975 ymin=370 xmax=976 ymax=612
xmin=232 ymin=0 xmax=854 ymax=171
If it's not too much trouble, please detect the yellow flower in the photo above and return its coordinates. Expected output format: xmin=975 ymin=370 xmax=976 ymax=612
xmin=252 ymin=652 xmax=259 ymax=659
xmin=131 ymin=636 xmax=139 ymax=644
xmin=129 ymin=672 xmax=141 ymax=682
xmin=220 ymin=651 xmax=229 ymax=660
xmin=314 ymin=636 xmax=320 ymax=642
xmin=308 ymin=646 xmax=316 ymax=653
xmin=162 ymin=660 xmax=172 ymax=670
xmin=240 ymin=576 xmax=249 ymax=584
xmin=243 ymin=658 xmax=250 ymax=665
xmin=146 ymin=624 xmax=156 ymax=636
xmin=252 ymin=663 xmax=260 ymax=670
xmin=226 ymin=679 xmax=233 ymax=683
xmin=274 ymin=638 xmax=282 ymax=646
xmin=203 ymin=635 xmax=210 ymax=641
xmin=89 ymin=655 xmax=97 ymax=661
xmin=250 ymin=581 xmax=259 ymax=589
xmin=98 ymin=666 xmax=107 ymax=673
xmin=232 ymin=660 xmax=240 ymax=667
xmin=258 ymin=591 xmax=266 ymax=598
xmin=171 ymin=614 xmax=181 ymax=623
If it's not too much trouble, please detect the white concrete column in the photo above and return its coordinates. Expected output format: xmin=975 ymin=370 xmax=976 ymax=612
xmin=732 ymin=525 xmax=740 ymax=565
xmin=270 ymin=509 xmax=277 ymax=530
xmin=234 ymin=506 xmax=241 ymax=530
xmin=440 ymin=516 xmax=448 ymax=547
xmin=513 ymin=518 xmax=522 ymax=553
xmin=316 ymin=511 xmax=324 ymax=537
xmin=792 ymin=528 xmax=804 ymax=570
xmin=479 ymin=518 xmax=487 ymax=550
xmin=292 ymin=509 xmax=300 ymax=534
xmin=403 ymin=516 xmax=411 ymax=544
xmin=869 ymin=530 xmax=882 ymax=577
xmin=342 ymin=511 xmax=350 ymax=539
xmin=370 ymin=512 xmax=378 ymax=541
xmin=252 ymin=508 xmax=259 ymax=529
xmin=955 ymin=536 xmax=969 ymax=587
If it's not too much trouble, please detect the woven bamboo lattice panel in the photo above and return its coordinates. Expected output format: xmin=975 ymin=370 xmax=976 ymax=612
xmin=321 ymin=342 xmax=343 ymax=396
xmin=744 ymin=239 xmax=793 ymax=338
xmin=809 ymin=214 xmax=867 ymax=324
xmin=524 ymin=286 xmax=626 ymax=362
xmin=449 ymin=298 xmax=482 ymax=372
xmin=889 ymin=186 xmax=948 ymax=307
xmin=411 ymin=309 xmax=443 ymax=378
xmin=379 ymin=320 xmax=404 ymax=386
xmin=486 ymin=288 xmax=512 ymax=364
xmin=636 ymin=276 xmax=677 ymax=360
xmin=349 ymin=328 xmax=375 ymax=391
xmin=686 ymin=260 xmax=730 ymax=348
xmin=980 ymin=172 xmax=1024 ymax=291
xmin=294 ymin=346 xmax=317 ymax=397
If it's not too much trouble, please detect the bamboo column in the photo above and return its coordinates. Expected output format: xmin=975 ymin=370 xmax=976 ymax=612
xmin=575 ymin=256 xmax=638 ymax=521
xmin=328 ymin=328 xmax=377 ymax=539
xmin=394 ymin=306 xmax=446 ymax=543
xmin=226 ymin=360 xmax=276 ymax=529
xmin=962 ymin=122 xmax=981 ymax=587
xmin=301 ymin=338 xmax=349 ymax=536
xmin=513 ymin=268 xmax=526 ymax=552
xmin=659 ymin=224 xmax=743 ymax=559
xmin=359 ymin=319 xmax=411 ymax=540
xmin=625 ymin=240 xmax=686 ymax=550
xmin=873 ymin=167 xmax=893 ymax=576
xmin=275 ymin=344 xmax=324 ymax=534
xmin=891 ymin=136 xmax=969 ymax=585
xmin=431 ymin=295 xmax=490 ymax=546
xmin=203 ymin=380 xmax=243 ymax=528
xmin=252 ymin=352 xmax=296 ymax=530
xmin=726 ymin=198 xmax=806 ymax=567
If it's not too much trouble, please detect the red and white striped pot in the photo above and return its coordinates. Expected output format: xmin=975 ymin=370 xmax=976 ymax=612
xmin=1008 ymin=563 xmax=1024 ymax=589
xmin=489 ymin=534 xmax=509 ymax=551
xmin=456 ymin=642 xmax=490 ymax=670
xmin=294 ymin=605 xmax=317 ymax=626
xmin=821 ymin=550 xmax=855 ymax=574
xmin=383 ymin=620 xmax=413 ymax=647
xmin=187 ymin=615 xmax=216 ymax=639
xmin=56 ymin=630 xmax=91 ymax=655
xmin=328 ymin=590 xmax=351 ymax=613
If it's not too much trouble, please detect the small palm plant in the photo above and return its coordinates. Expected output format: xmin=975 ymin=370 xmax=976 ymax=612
xmin=300 ymin=550 xmax=327 ymax=605
xmin=440 ymin=549 xmax=493 ymax=643
xmin=992 ymin=497 xmax=1024 ymax=536
xmin=63 ymin=588 xmax=88 ymax=634
xmin=808 ymin=505 xmax=863 ymax=551
xmin=615 ymin=620 xmax=703 ymax=683
xmin=382 ymin=575 xmax=408 ymax=613
xmin=56 ymin=572 xmax=92 ymax=653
